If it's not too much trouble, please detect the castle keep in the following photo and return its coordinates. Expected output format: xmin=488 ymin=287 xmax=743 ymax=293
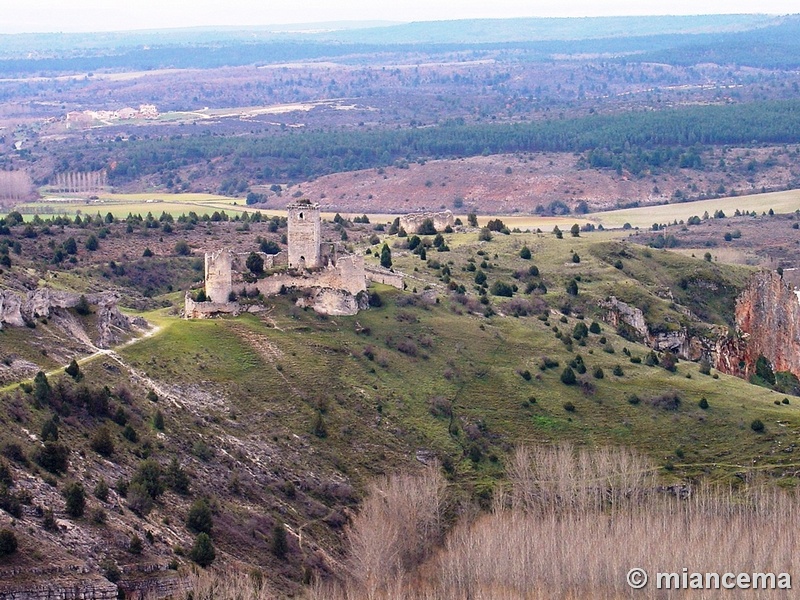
xmin=287 ymin=201 xmax=322 ymax=269
xmin=204 ymin=248 xmax=233 ymax=303
xmin=185 ymin=200 xmax=401 ymax=318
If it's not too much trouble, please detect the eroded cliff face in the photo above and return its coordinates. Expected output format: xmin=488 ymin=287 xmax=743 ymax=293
xmin=0 ymin=289 xmax=143 ymax=349
xmin=601 ymin=274 xmax=800 ymax=381
xmin=731 ymin=270 xmax=800 ymax=378
xmin=599 ymin=296 xmax=716 ymax=362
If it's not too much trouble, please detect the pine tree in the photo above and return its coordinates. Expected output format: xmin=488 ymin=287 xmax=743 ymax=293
xmin=65 ymin=359 xmax=82 ymax=381
xmin=63 ymin=481 xmax=86 ymax=518
xmin=272 ymin=521 xmax=289 ymax=559
xmin=189 ymin=533 xmax=216 ymax=567
xmin=33 ymin=371 xmax=51 ymax=407
xmin=187 ymin=499 xmax=214 ymax=535
xmin=380 ymin=244 xmax=392 ymax=269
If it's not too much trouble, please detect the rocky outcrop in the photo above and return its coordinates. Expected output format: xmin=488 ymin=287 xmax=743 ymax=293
xmin=0 ymin=288 xmax=143 ymax=348
xmin=730 ymin=270 xmax=800 ymax=378
xmin=117 ymin=571 xmax=190 ymax=600
xmin=0 ymin=577 xmax=119 ymax=600
xmin=600 ymin=296 xmax=648 ymax=340
xmin=714 ymin=333 xmax=750 ymax=378
xmin=599 ymin=296 xmax=715 ymax=362
xmin=0 ymin=571 xmax=187 ymax=600
xmin=0 ymin=290 xmax=25 ymax=327
xmin=296 ymin=287 xmax=370 ymax=316
xmin=0 ymin=582 xmax=118 ymax=599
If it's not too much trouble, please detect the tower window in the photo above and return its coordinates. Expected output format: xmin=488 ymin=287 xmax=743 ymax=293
xmin=299 ymin=212 xmax=304 ymax=219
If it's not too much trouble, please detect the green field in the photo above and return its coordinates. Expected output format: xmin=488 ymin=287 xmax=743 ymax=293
xmin=8 ymin=187 xmax=800 ymax=232
xmin=10 ymin=192 xmax=250 ymax=219
xmin=589 ymin=189 xmax=800 ymax=229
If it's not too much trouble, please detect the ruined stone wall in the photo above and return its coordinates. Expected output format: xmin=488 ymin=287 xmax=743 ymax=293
xmin=184 ymin=293 xmax=239 ymax=319
xmin=251 ymin=255 xmax=367 ymax=298
xmin=287 ymin=201 xmax=321 ymax=269
xmin=264 ymin=252 xmax=288 ymax=269
xmin=328 ymin=254 xmax=368 ymax=295
xmin=232 ymin=251 xmax=287 ymax=271
xmin=733 ymin=270 xmax=800 ymax=377
xmin=204 ymin=248 xmax=233 ymax=304
xmin=400 ymin=210 xmax=454 ymax=234
xmin=364 ymin=265 xmax=404 ymax=289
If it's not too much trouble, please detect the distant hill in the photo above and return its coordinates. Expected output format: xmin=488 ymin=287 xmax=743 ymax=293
xmin=315 ymin=14 xmax=785 ymax=44
xmin=0 ymin=14 xmax=791 ymax=62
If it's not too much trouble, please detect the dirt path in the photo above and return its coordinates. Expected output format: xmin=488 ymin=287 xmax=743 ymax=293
xmin=0 ymin=322 xmax=166 ymax=394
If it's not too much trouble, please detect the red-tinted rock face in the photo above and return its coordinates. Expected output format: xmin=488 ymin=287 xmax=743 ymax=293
xmin=729 ymin=271 xmax=800 ymax=378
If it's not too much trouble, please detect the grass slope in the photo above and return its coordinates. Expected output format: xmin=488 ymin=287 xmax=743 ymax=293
xmin=1 ymin=227 xmax=798 ymax=594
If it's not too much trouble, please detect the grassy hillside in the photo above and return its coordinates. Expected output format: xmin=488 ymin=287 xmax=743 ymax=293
xmin=1 ymin=224 xmax=797 ymax=594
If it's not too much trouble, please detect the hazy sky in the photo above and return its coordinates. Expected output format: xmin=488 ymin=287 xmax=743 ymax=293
xmin=3 ymin=0 xmax=798 ymax=34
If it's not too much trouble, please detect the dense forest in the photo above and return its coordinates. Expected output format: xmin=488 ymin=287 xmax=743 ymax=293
xmin=44 ymin=99 xmax=800 ymax=186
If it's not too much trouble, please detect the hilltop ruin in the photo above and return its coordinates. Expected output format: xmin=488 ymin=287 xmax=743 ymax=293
xmin=399 ymin=210 xmax=455 ymax=235
xmin=185 ymin=200 xmax=402 ymax=318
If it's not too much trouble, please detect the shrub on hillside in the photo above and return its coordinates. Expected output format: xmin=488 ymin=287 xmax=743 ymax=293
xmin=0 ymin=529 xmax=18 ymax=556
xmin=90 ymin=426 xmax=115 ymax=457
xmin=659 ymin=352 xmax=678 ymax=372
xmin=0 ymin=461 xmax=11 ymax=487
xmin=187 ymin=499 xmax=214 ymax=535
xmin=131 ymin=459 xmax=164 ymax=500
xmin=647 ymin=392 xmax=681 ymax=411
xmin=65 ymin=359 xmax=83 ymax=381
xmin=166 ymin=458 xmax=191 ymax=495
xmin=63 ymin=481 xmax=86 ymax=518
xmin=174 ymin=240 xmax=191 ymax=256
xmin=190 ymin=533 xmax=216 ymax=568
xmin=34 ymin=441 xmax=69 ymax=474
xmin=272 ymin=522 xmax=289 ymax=560
xmin=490 ymin=281 xmax=514 ymax=297
xmin=126 ymin=482 xmax=154 ymax=516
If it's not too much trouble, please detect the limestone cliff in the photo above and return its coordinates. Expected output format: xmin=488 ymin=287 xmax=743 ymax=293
xmin=731 ymin=270 xmax=800 ymax=378
xmin=0 ymin=288 xmax=145 ymax=348
xmin=599 ymin=296 xmax=716 ymax=362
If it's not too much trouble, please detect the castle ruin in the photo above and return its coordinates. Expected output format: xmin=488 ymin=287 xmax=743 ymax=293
xmin=287 ymin=201 xmax=322 ymax=269
xmin=400 ymin=210 xmax=455 ymax=235
xmin=204 ymin=248 xmax=233 ymax=303
xmin=185 ymin=200 xmax=401 ymax=318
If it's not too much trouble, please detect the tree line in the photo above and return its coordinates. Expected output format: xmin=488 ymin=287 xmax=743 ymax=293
xmin=49 ymin=99 xmax=800 ymax=187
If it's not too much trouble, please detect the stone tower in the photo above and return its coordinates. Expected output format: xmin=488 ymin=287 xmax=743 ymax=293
xmin=204 ymin=248 xmax=233 ymax=303
xmin=287 ymin=200 xmax=321 ymax=269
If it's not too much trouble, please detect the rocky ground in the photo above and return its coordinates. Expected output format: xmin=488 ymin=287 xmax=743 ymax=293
xmin=249 ymin=146 xmax=800 ymax=215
